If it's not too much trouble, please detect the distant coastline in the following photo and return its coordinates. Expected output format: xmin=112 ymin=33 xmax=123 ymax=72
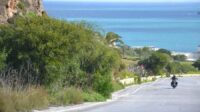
xmin=131 ymin=46 xmax=200 ymax=61
xmin=171 ymin=52 xmax=196 ymax=61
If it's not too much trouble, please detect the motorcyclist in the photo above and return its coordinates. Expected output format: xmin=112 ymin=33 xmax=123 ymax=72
xmin=171 ymin=75 xmax=178 ymax=81
xmin=171 ymin=75 xmax=178 ymax=88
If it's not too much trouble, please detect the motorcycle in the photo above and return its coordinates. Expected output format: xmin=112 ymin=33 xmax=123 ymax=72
xmin=171 ymin=80 xmax=178 ymax=88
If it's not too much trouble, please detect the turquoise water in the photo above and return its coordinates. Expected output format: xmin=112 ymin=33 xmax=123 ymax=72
xmin=43 ymin=2 xmax=200 ymax=52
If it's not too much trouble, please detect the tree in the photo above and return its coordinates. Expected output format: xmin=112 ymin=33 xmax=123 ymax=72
xmin=105 ymin=32 xmax=124 ymax=47
xmin=138 ymin=52 xmax=171 ymax=75
xmin=193 ymin=58 xmax=200 ymax=70
xmin=166 ymin=62 xmax=182 ymax=74
xmin=157 ymin=49 xmax=171 ymax=56
xmin=180 ymin=63 xmax=197 ymax=73
xmin=173 ymin=55 xmax=187 ymax=61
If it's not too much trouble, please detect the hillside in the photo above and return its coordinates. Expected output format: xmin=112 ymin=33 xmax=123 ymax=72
xmin=0 ymin=0 xmax=44 ymax=24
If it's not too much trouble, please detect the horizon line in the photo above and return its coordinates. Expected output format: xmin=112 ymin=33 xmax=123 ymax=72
xmin=43 ymin=0 xmax=200 ymax=3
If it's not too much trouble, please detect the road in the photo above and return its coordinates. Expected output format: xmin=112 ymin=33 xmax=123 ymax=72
xmin=78 ymin=77 xmax=200 ymax=112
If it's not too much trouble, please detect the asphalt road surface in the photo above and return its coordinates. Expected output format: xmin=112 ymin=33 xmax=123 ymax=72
xmin=80 ymin=77 xmax=200 ymax=112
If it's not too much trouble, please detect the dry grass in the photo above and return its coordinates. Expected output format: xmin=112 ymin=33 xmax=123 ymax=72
xmin=0 ymin=87 xmax=49 ymax=112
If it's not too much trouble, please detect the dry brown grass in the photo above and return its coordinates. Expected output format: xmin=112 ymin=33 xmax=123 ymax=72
xmin=0 ymin=87 xmax=49 ymax=112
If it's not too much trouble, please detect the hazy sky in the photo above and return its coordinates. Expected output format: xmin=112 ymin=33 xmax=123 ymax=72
xmin=44 ymin=0 xmax=200 ymax=2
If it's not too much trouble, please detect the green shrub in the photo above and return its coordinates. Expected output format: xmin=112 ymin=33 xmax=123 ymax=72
xmin=83 ymin=90 xmax=105 ymax=102
xmin=193 ymin=59 xmax=200 ymax=70
xmin=112 ymin=80 xmax=124 ymax=92
xmin=166 ymin=62 xmax=182 ymax=74
xmin=139 ymin=52 xmax=171 ymax=75
xmin=93 ymin=72 xmax=113 ymax=98
xmin=119 ymin=63 xmax=126 ymax=71
xmin=50 ymin=87 xmax=83 ymax=105
xmin=180 ymin=63 xmax=198 ymax=73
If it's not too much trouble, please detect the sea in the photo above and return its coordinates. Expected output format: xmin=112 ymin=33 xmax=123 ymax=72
xmin=43 ymin=1 xmax=200 ymax=53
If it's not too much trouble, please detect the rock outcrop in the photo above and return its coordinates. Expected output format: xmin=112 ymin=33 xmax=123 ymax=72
xmin=0 ymin=0 xmax=44 ymax=24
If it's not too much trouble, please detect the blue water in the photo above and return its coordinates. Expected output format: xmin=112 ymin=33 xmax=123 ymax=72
xmin=43 ymin=1 xmax=200 ymax=52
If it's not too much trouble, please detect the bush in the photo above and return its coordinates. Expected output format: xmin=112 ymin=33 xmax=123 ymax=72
xmin=139 ymin=52 xmax=171 ymax=75
xmin=0 ymin=16 xmax=121 ymax=91
xmin=112 ymin=81 xmax=124 ymax=92
xmin=82 ymin=90 xmax=105 ymax=102
xmin=93 ymin=72 xmax=113 ymax=98
xmin=193 ymin=59 xmax=200 ymax=70
xmin=167 ymin=62 xmax=198 ymax=74
xmin=50 ymin=87 xmax=83 ymax=105
xmin=134 ymin=47 xmax=154 ymax=59
xmin=134 ymin=75 xmax=141 ymax=84
xmin=180 ymin=63 xmax=198 ymax=73
xmin=119 ymin=63 xmax=126 ymax=71
xmin=166 ymin=62 xmax=182 ymax=74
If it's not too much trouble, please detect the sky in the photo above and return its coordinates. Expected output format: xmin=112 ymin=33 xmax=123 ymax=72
xmin=44 ymin=0 xmax=200 ymax=3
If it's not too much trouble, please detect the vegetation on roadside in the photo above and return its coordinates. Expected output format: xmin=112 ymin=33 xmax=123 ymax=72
xmin=118 ymin=45 xmax=154 ymax=60
xmin=49 ymin=87 xmax=83 ymax=105
xmin=0 ymin=87 xmax=49 ymax=112
xmin=82 ymin=90 xmax=106 ymax=102
xmin=138 ymin=52 xmax=171 ymax=75
xmin=193 ymin=58 xmax=200 ymax=70
xmin=137 ymin=50 xmax=198 ymax=76
xmin=0 ymin=14 xmax=124 ymax=112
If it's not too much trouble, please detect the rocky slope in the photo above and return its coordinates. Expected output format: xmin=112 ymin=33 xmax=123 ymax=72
xmin=0 ymin=0 xmax=44 ymax=24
